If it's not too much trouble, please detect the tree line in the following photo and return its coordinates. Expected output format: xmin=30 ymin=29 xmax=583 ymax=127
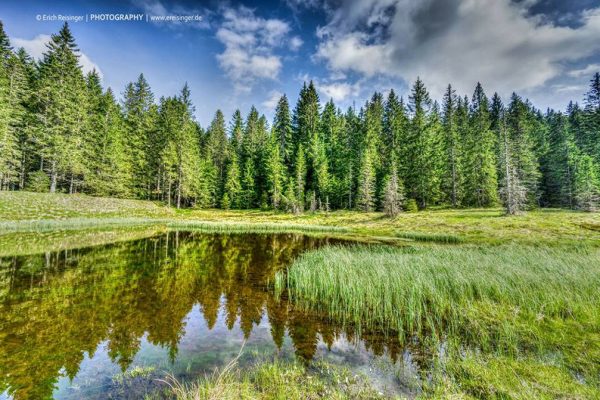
xmin=1 ymin=22 xmax=599 ymax=214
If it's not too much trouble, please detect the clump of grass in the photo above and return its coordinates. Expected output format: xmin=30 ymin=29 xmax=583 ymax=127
xmin=275 ymin=244 xmax=600 ymax=346
xmin=161 ymin=353 xmax=384 ymax=399
xmin=275 ymin=244 xmax=600 ymax=395
xmin=394 ymin=231 xmax=464 ymax=243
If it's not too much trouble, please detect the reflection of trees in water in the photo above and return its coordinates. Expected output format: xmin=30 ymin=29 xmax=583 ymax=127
xmin=0 ymin=232 xmax=415 ymax=399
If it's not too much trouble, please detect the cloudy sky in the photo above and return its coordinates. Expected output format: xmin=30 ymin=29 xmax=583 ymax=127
xmin=1 ymin=0 xmax=600 ymax=125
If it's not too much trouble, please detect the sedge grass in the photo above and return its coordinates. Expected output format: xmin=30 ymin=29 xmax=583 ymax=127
xmin=275 ymin=244 xmax=600 ymax=396
xmin=275 ymin=244 xmax=600 ymax=348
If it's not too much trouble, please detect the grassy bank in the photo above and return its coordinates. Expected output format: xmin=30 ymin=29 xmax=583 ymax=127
xmin=1 ymin=191 xmax=600 ymax=245
xmin=275 ymin=244 xmax=600 ymax=398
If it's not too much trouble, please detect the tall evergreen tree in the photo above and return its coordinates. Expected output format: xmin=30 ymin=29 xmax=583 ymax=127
xmin=441 ymin=84 xmax=462 ymax=206
xmin=0 ymin=24 xmax=26 ymax=190
xmin=356 ymin=147 xmax=375 ymax=212
xmin=273 ymin=94 xmax=292 ymax=169
xmin=123 ymin=73 xmax=155 ymax=198
xmin=506 ymin=93 xmax=541 ymax=207
xmin=265 ymin=130 xmax=286 ymax=209
xmin=205 ymin=110 xmax=229 ymax=200
xmin=464 ymin=83 xmax=498 ymax=207
xmin=382 ymin=157 xmax=405 ymax=217
xmin=582 ymin=72 xmax=600 ymax=164
xmin=405 ymin=78 xmax=441 ymax=208
xmin=222 ymin=151 xmax=241 ymax=209
xmin=84 ymin=72 xmax=131 ymax=196
xmin=34 ymin=23 xmax=88 ymax=193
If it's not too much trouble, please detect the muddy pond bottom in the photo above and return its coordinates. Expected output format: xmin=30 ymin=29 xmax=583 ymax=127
xmin=0 ymin=232 xmax=423 ymax=399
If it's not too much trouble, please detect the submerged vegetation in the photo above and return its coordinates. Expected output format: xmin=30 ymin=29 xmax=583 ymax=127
xmin=159 ymin=357 xmax=385 ymax=400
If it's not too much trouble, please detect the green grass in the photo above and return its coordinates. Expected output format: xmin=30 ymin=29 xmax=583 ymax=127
xmin=155 ymin=358 xmax=387 ymax=400
xmin=1 ymin=191 xmax=599 ymax=245
xmin=275 ymin=244 xmax=600 ymax=397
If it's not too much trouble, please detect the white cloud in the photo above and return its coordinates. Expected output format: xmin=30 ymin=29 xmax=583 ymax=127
xmin=216 ymin=7 xmax=292 ymax=92
xmin=568 ymin=63 xmax=600 ymax=78
xmin=12 ymin=34 xmax=103 ymax=79
xmin=318 ymin=81 xmax=361 ymax=102
xmin=313 ymin=0 xmax=600 ymax=99
xmin=289 ymin=36 xmax=303 ymax=51
xmin=552 ymin=83 xmax=587 ymax=93
xmin=262 ymin=90 xmax=283 ymax=110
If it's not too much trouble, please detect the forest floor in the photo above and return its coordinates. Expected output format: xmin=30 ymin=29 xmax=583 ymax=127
xmin=2 ymin=191 xmax=600 ymax=399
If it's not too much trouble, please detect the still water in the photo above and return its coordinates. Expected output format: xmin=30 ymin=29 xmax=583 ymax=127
xmin=0 ymin=232 xmax=423 ymax=399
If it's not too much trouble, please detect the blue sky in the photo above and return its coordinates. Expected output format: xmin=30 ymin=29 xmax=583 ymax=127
xmin=1 ymin=0 xmax=600 ymax=126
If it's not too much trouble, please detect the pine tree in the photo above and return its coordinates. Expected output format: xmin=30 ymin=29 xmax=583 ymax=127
xmin=84 ymin=71 xmax=132 ymax=197
xmin=241 ymin=157 xmax=256 ymax=209
xmin=464 ymin=83 xmax=498 ymax=207
xmin=0 ymin=24 xmax=26 ymax=190
xmin=506 ymin=93 xmax=541 ymax=207
xmin=573 ymin=154 xmax=600 ymax=211
xmin=265 ymin=131 xmax=286 ymax=209
xmin=582 ymin=73 xmax=600 ymax=165
xmin=356 ymin=147 xmax=375 ymax=211
xmin=158 ymin=87 xmax=202 ymax=208
xmin=229 ymin=109 xmax=244 ymax=158
xmin=441 ymin=84 xmax=462 ymax=206
xmin=206 ymin=110 xmax=229 ymax=200
xmin=14 ymin=48 xmax=36 ymax=190
xmin=544 ymin=111 xmax=577 ymax=207
xmin=405 ymin=78 xmax=441 ymax=208
xmin=382 ymin=158 xmax=405 ymax=217
xmin=293 ymin=144 xmax=306 ymax=212
xmin=33 ymin=23 xmax=88 ymax=193
xmin=273 ymin=94 xmax=292 ymax=169
xmin=292 ymin=81 xmax=320 ymax=195
xmin=123 ymin=73 xmax=155 ymax=198
xmin=223 ymin=151 xmax=241 ymax=209
xmin=498 ymin=111 xmax=527 ymax=214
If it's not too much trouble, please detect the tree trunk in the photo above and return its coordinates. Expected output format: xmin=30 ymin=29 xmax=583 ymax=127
xmin=50 ymin=161 xmax=57 ymax=193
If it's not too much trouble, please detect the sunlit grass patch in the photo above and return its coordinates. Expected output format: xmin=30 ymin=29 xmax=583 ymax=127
xmin=275 ymin=244 xmax=600 ymax=395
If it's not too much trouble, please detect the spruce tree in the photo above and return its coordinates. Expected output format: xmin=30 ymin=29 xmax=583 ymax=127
xmin=405 ymin=78 xmax=441 ymax=208
xmin=265 ymin=131 xmax=286 ymax=209
xmin=506 ymin=93 xmax=541 ymax=207
xmin=464 ymin=83 xmax=498 ymax=207
xmin=382 ymin=158 xmax=405 ymax=217
xmin=441 ymin=84 xmax=462 ymax=206
xmin=206 ymin=110 xmax=229 ymax=200
xmin=223 ymin=152 xmax=241 ymax=209
xmin=573 ymin=154 xmax=600 ymax=211
xmin=123 ymin=73 xmax=155 ymax=198
xmin=356 ymin=147 xmax=375 ymax=211
xmin=0 ymin=24 xmax=25 ymax=190
xmin=34 ymin=23 xmax=88 ymax=193
xmin=273 ymin=94 xmax=292 ymax=169
xmin=582 ymin=73 xmax=600 ymax=165
xmin=84 ymin=72 xmax=131 ymax=197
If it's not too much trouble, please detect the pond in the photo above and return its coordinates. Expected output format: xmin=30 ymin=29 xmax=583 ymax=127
xmin=0 ymin=231 xmax=424 ymax=399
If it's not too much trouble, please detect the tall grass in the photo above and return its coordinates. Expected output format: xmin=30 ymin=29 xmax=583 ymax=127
xmin=0 ymin=218 xmax=349 ymax=234
xmin=275 ymin=244 xmax=600 ymax=347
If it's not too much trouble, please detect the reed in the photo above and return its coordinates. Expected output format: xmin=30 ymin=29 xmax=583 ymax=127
xmin=275 ymin=244 xmax=600 ymax=346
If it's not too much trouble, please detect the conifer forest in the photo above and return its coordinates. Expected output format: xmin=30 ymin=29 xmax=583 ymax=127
xmin=1 ymin=21 xmax=599 ymax=215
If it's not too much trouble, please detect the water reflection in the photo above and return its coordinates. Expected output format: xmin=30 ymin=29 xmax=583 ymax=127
xmin=0 ymin=232 xmax=421 ymax=399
